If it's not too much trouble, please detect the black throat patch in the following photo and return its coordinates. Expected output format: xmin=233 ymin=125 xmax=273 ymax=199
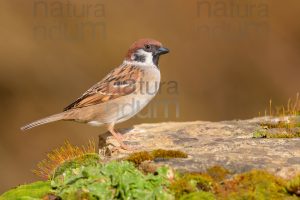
xmin=152 ymin=54 xmax=160 ymax=66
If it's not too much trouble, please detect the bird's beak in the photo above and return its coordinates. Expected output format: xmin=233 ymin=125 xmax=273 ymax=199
xmin=155 ymin=47 xmax=170 ymax=55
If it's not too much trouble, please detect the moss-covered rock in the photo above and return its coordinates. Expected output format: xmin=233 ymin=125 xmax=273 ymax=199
xmin=2 ymin=165 xmax=300 ymax=200
xmin=1 ymin=143 xmax=299 ymax=200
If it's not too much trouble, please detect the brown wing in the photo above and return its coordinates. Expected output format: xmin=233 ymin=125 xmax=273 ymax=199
xmin=63 ymin=64 xmax=142 ymax=111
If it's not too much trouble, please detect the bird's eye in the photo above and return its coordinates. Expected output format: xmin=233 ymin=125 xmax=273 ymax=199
xmin=145 ymin=44 xmax=151 ymax=50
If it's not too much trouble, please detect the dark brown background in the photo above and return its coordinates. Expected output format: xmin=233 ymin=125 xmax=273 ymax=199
xmin=0 ymin=0 xmax=300 ymax=193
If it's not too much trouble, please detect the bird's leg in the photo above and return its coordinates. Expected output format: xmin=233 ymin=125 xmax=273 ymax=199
xmin=115 ymin=129 xmax=125 ymax=140
xmin=107 ymin=124 xmax=132 ymax=150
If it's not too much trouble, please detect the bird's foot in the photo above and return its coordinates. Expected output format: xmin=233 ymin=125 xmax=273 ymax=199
xmin=120 ymin=142 xmax=136 ymax=151
xmin=116 ymin=132 xmax=126 ymax=141
xmin=108 ymin=126 xmax=132 ymax=151
xmin=110 ymin=142 xmax=135 ymax=152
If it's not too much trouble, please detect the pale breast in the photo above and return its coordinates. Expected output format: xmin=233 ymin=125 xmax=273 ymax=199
xmin=114 ymin=66 xmax=161 ymax=123
xmin=84 ymin=65 xmax=161 ymax=124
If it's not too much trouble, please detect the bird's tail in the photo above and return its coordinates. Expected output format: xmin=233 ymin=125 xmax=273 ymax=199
xmin=20 ymin=112 xmax=67 ymax=131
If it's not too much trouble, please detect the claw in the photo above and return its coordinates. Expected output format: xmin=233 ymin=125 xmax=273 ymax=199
xmin=107 ymin=124 xmax=133 ymax=151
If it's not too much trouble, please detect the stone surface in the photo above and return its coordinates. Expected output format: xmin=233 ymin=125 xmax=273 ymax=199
xmin=98 ymin=117 xmax=300 ymax=179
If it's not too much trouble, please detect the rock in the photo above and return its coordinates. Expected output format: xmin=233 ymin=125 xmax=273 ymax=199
xmin=98 ymin=117 xmax=300 ymax=179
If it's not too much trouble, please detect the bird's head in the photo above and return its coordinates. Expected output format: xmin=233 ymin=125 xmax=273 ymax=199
xmin=125 ymin=38 xmax=169 ymax=66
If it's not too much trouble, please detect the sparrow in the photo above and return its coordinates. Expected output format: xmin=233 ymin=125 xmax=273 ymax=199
xmin=21 ymin=38 xmax=169 ymax=149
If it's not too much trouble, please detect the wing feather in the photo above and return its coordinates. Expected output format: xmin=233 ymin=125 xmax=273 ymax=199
xmin=64 ymin=64 xmax=142 ymax=111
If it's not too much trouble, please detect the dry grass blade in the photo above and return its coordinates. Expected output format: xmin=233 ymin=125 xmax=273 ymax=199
xmin=263 ymin=93 xmax=300 ymax=118
xmin=33 ymin=140 xmax=96 ymax=179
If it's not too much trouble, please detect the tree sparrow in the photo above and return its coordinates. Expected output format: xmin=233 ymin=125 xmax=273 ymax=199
xmin=21 ymin=38 xmax=169 ymax=150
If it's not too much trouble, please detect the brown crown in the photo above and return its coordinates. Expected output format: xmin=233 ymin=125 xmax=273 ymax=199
xmin=125 ymin=38 xmax=162 ymax=60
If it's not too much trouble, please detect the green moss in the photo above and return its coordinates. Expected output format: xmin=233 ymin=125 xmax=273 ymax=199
xmin=256 ymin=116 xmax=300 ymax=139
xmin=206 ymin=166 xmax=230 ymax=182
xmin=286 ymin=174 xmax=300 ymax=196
xmin=253 ymin=129 xmax=300 ymax=138
xmin=272 ymin=131 xmax=300 ymax=138
xmin=170 ymin=177 xmax=197 ymax=198
xmin=0 ymin=181 xmax=51 ymax=200
xmin=261 ymin=121 xmax=300 ymax=130
xmin=179 ymin=191 xmax=216 ymax=200
xmin=169 ymin=173 xmax=214 ymax=199
xmin=216 ymin=170 xmax=297 ymax=200
xmin=261 ymin=122 xmax=293 ymax=129
xmin=253 ymin=130 xmax=268 ymax=138
xmin=126 ymin=149 xmax=188 ymax=166
xmin=3 ymin=166 xmax=300 ymax=200
xmin=53 ymin=153 xmax=100 ymax=178
xmin=3 ymin=141 xmax=300 ymax=200
xmin=51 ymin=161 xmax=173 ymax=200
xmin=126 ymin=151 xmax=154 ymax=165
xmin=185 ymin=173 xmax=214 ymax=192
xmin=152 ymin=149 xmax=188 ymax=159
xmin=138 ymin=160 xmax=158 ymax=174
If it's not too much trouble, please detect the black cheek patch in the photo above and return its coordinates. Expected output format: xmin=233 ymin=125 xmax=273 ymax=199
xmin=134 ymin=54 xmax=146 ymax=62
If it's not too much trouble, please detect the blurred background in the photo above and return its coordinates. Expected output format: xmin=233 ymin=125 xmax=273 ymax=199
xmin=0 ymin=0 xmax=300 ymax=193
